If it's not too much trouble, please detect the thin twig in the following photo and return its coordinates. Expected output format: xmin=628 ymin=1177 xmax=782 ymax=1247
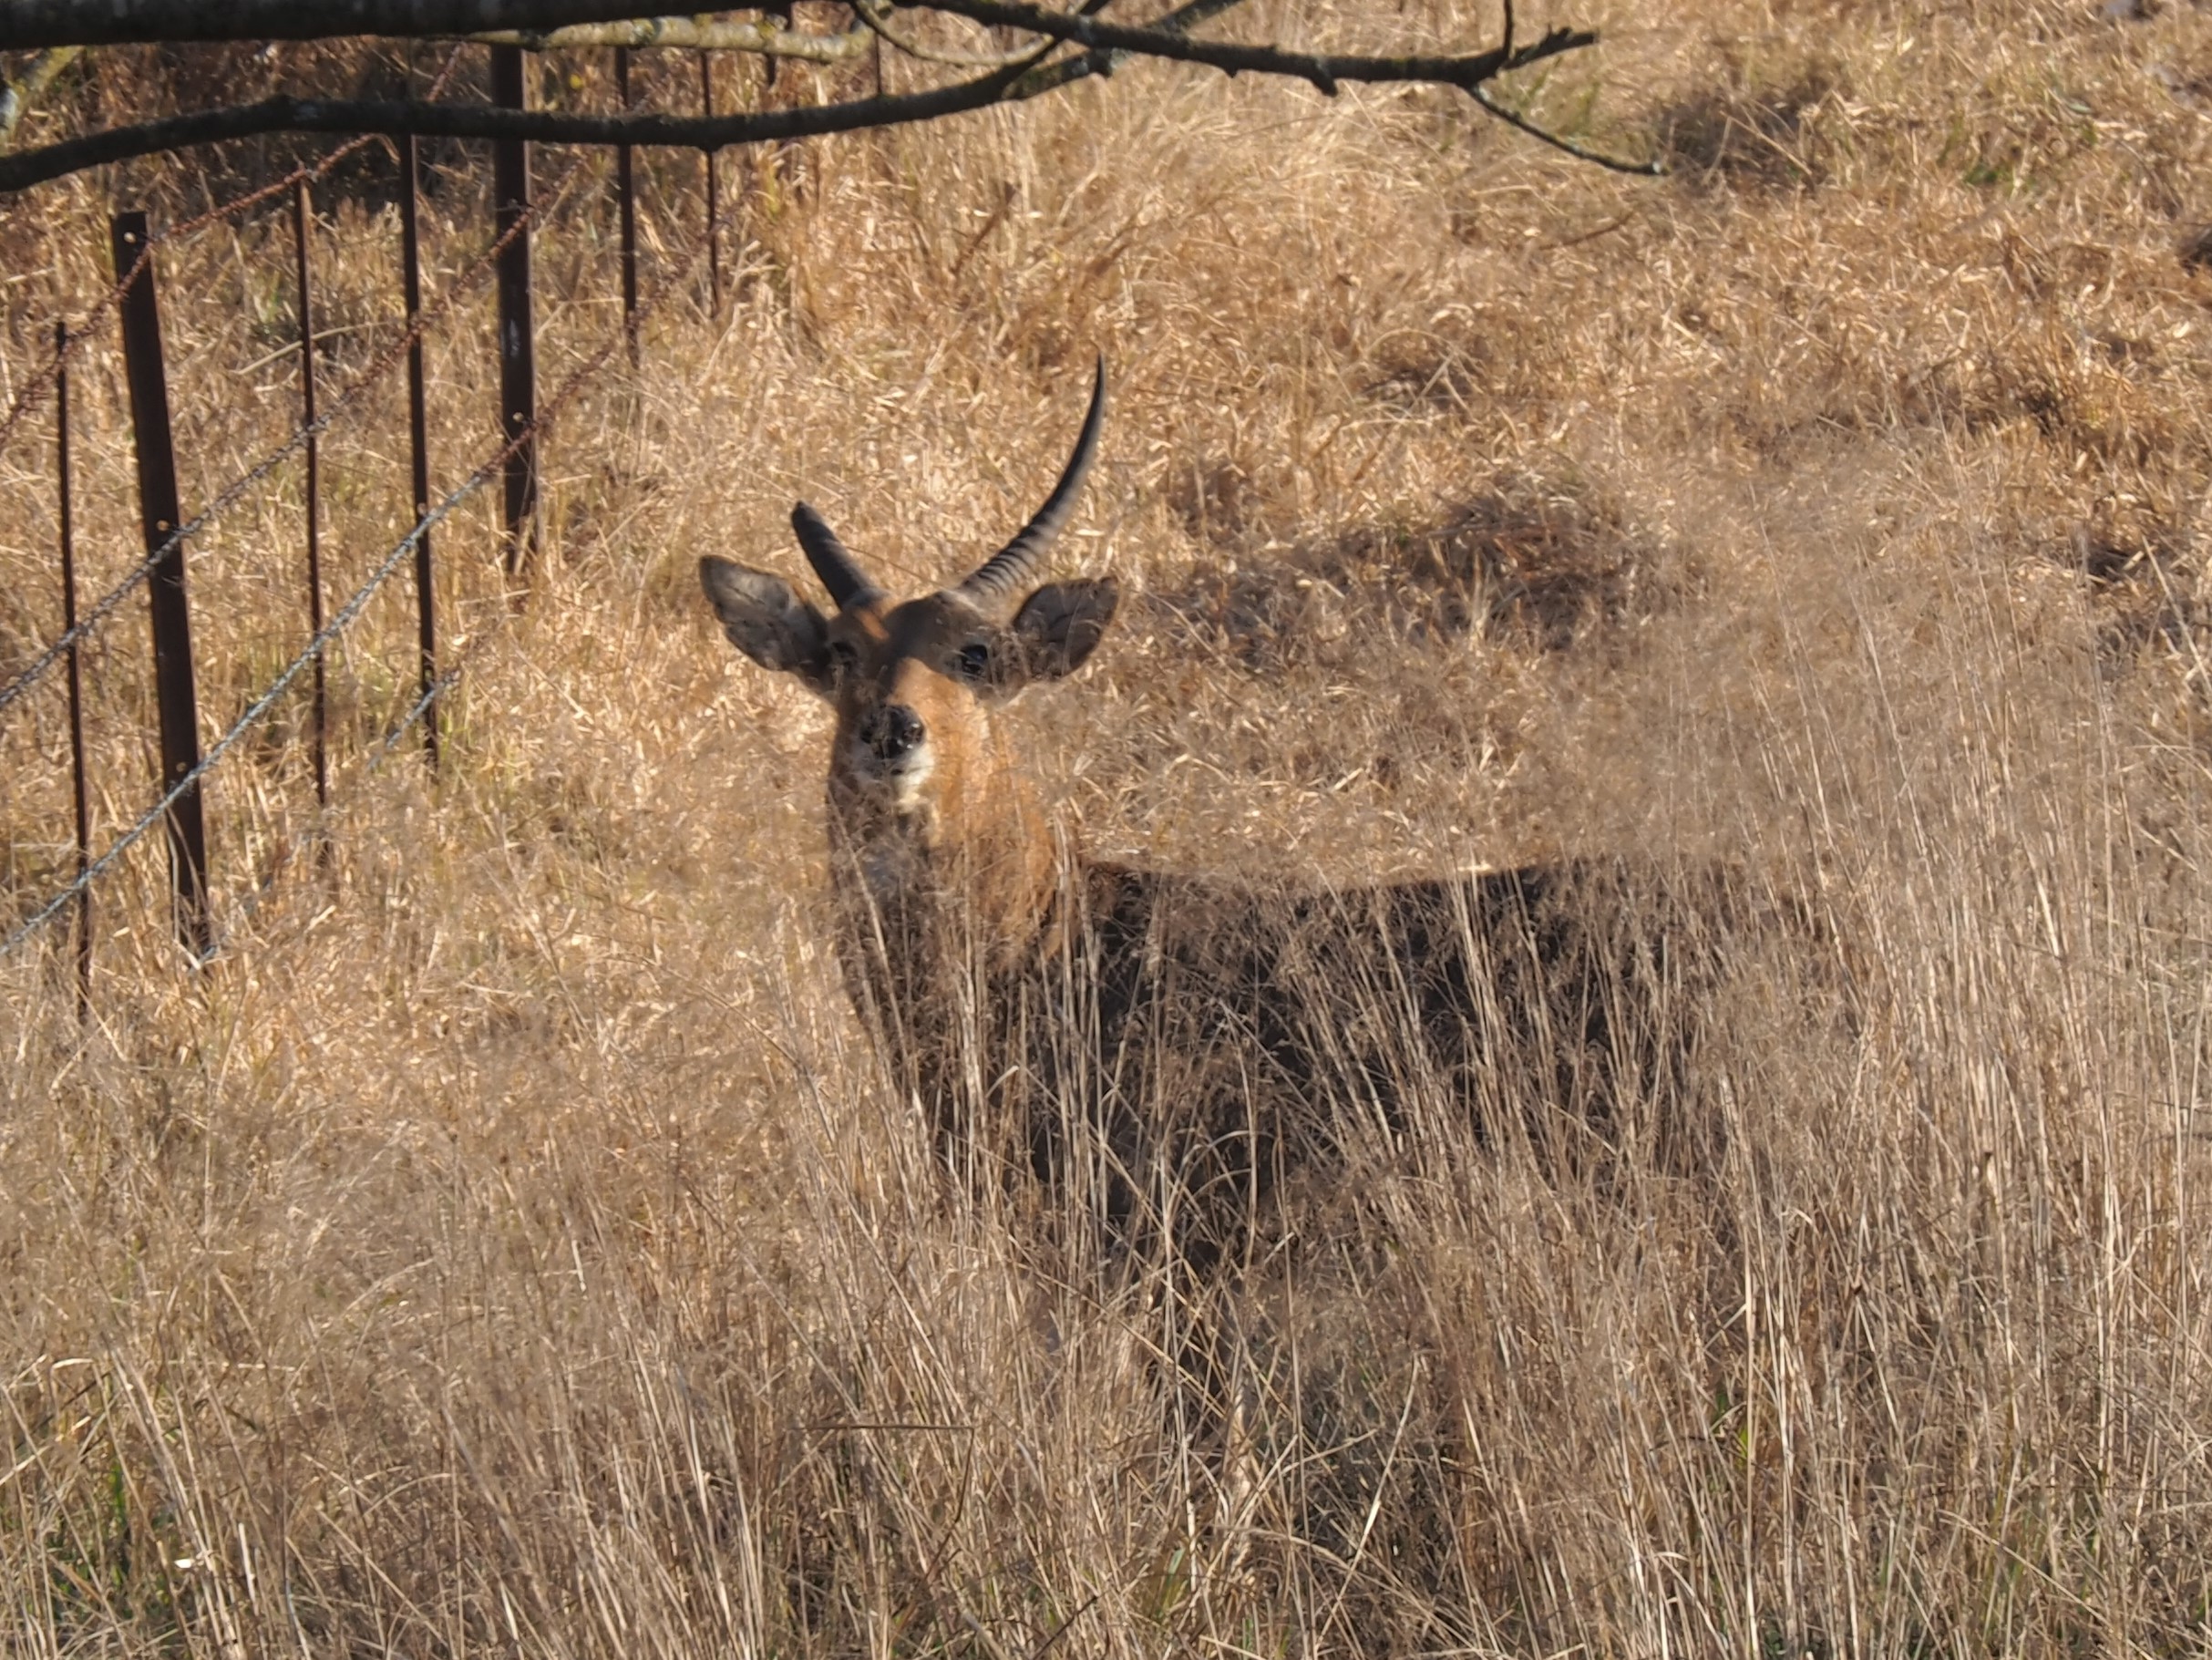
xmin=1466 ymin=80 xmax=1663 ymax=176
xmin=1001 ymin=0 xmax=1248 ymax=98
xmin=852 ymin=0 xmax=1052 ymax=72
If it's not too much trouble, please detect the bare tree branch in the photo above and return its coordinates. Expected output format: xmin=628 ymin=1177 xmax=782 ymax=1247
xmin=0 ymin=0 xmax=1623 ymax=193
xmin=0 ymin=45 xmax=81 ymax=150
xmin=907 ymin=0 xmax=1593 ymax=96
xmin=2 ymin=1 xmax=692 ymax=49
xmin=465 ymin=15 xmax=872 ymax=59
xmin=984 ymin=0 xmax=1651 ymax=174
xmin=0 ymin=58 xmax=1044 ymax=193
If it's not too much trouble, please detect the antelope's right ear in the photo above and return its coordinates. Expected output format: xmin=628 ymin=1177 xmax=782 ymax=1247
xmin=1011 ymin=577 xmax=1119 ymax=684
xmin=699 ymin=557 xmax=833 ymax=694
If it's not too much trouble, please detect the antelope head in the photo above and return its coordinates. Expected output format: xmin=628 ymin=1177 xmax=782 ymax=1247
xmin=700 ymin=359 xmax=1119 ymax=945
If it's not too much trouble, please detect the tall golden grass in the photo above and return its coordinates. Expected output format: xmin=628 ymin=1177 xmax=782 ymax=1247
xmin=3 ymin=0 xmax=2211 ymax=1651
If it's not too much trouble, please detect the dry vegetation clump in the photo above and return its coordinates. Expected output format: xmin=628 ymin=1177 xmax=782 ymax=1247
xmin=1153 ymin=466 xmax=1672 ymax=671
xmin=4 ymin=0 xmax=2212 ymax=1653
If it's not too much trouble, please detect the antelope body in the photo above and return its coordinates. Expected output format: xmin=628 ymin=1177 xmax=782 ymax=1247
xmin=702 ymin=363 xmax=1746 ymax=1266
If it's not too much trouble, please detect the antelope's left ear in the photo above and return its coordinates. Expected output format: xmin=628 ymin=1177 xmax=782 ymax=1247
xmin=1012 ymin=578 xmax=1119 ymax=683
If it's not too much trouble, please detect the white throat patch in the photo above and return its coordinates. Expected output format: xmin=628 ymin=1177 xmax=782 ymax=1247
xmin=841 ymin=733 xmax=935 ymax=809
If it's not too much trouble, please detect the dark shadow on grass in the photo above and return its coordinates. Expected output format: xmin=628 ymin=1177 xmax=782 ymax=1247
xmin=1149 ymin=474 xmax=1682 ymax=672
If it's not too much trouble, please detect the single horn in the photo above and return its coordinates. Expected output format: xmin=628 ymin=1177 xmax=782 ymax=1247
xmin=791 ymin=501 xmax=882 ymax=611
xmin=958 ymin=356 xmax=1108 ymax=606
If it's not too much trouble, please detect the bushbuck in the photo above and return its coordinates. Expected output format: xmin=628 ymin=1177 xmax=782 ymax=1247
xmin=701 ymin=361 xmax=1774 ymax=1272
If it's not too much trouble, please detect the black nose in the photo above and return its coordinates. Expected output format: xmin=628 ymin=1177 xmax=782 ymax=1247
xmin=861 ymin=704 xmax=926 ymax=760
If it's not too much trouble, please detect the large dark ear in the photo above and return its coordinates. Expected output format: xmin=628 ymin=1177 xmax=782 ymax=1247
xmin=1011 ymin=578 xmax=1119 ymax=684
xmin=699 ymin=557 xmax=832 ymax=693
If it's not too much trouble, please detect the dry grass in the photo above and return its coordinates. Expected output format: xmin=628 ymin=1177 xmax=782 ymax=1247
xmin=4 ymin=0 xmax=2212 ymax=1652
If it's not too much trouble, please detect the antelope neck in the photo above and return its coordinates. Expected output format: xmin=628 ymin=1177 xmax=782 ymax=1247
xmin=828 ymin=750 xmax=1060 ymax=965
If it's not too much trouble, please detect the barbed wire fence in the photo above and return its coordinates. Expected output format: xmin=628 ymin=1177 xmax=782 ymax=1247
xmin=1 ymin=233 xmax=698 ymax=962
xmin=0 ymin=44 xmax=700 ymax=994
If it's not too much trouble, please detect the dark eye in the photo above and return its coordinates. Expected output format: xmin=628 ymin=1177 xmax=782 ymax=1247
xmin=953 ymin=641 xmax=993 ymax=683
xmin=828 ymin=641 xmax=858 ymax=671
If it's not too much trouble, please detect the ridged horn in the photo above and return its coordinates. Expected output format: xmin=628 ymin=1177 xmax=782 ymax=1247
xmin=790 ymin=501 xmax=882 ymax=611
xmin=958 ymin=356 xmax=1107 ymax=606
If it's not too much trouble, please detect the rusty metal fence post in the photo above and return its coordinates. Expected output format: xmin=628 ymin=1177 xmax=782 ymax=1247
xmin=490 ymin=43 xmax=538 ymax=579
xmin=111 ymin=211 xmax=211 ymax=960
xmin=700 ymin=48 xmax=721 ymax=317
xmin=56 ymin=322 xmax=92 ymax=1013
xmin=400 ymin=131 xmax=439 ymax=769
xmin=615 ymin=46 xmax=639 ymax=364
xmin=292 ymin=180 xmax=329 ymax=815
